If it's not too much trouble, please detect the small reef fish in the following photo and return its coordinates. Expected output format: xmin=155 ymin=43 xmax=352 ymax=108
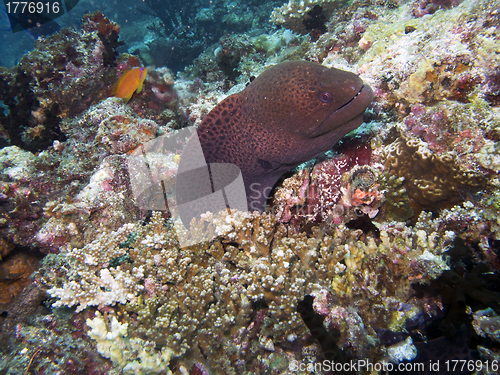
xmin=112 ymin=67 xmax=148 ymax=103
xmin=176 ymin=60 xmax=374 ymax=227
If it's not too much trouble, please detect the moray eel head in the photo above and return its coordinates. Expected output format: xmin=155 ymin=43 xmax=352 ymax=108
xmin=247 ymin=60 xmax=372 ymax=140
xmin=241 ymin=61 xmax=373 ymax=194
xmin=176 ymin=60 xmax=374 ymax=224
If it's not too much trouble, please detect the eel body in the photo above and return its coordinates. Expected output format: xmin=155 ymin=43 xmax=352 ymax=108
xmin=176 ymin=60 xmax=374 ymax=226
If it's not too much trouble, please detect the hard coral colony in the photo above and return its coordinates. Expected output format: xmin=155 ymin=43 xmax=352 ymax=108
xmin=0 ymin=1 xmax=499 ymax=375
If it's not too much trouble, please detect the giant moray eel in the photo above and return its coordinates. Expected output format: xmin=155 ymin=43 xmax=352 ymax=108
xmin=176 ymin=60 xmax=373 ymax=227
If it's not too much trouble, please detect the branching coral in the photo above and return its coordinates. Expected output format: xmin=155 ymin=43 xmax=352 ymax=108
xmin=43 ymin=208 xmax=453 ymax=373
xmin=86 ymin=312 xmax=174 ymax=374
xmin=47 ymin=222 xmax=146 ymax=312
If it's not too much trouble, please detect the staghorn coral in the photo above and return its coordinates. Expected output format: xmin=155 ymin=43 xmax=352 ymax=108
xmin=43 ymin=208 xmax=453 ymax=373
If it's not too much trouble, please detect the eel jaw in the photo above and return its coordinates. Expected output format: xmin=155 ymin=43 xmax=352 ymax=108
xmin=312 ymin=84 xmax=374 ymax=137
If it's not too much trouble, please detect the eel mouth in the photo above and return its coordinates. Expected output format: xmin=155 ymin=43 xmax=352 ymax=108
xmin=335 ymin=84 xmax=366 ymax=112
xmin=312 ymin=84 xmax=374 ymax=137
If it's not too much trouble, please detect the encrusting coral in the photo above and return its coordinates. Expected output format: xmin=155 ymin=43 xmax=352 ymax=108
xmin=380 ymin=134 xmax=486 ymax=214
xmin=43 ymin=208 xmax=452 ymax=373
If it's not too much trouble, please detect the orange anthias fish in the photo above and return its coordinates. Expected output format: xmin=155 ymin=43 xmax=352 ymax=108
xmin=112 ymin=67 xmax=148 ymax=103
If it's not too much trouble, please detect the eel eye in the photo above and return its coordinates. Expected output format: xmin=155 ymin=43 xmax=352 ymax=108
xmin=258 ymin=159 xmax=272 ymax=170
xmin=318 ymin=91 xmax=333 ymax=103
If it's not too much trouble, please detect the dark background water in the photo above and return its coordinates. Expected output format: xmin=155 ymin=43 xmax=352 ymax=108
xmin=0 ymin=0 xmax=280 ymax=71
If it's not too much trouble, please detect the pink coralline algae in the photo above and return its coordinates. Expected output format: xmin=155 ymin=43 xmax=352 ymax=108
xmin=275 ymin=139 xmax=382 ymax=226
xmin=397 ymin=102 xmax=491 ymax=172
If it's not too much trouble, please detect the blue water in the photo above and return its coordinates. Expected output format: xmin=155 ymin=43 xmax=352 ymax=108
xmin=0 ymin=0 xmax=279 ymax=70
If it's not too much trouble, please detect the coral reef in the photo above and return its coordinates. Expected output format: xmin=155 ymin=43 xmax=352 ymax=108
xmin=137 ymin=0 xmax=279 ymax=72
xmin=356 ymin=0 xmax=500 ymax=115
xmin=479 ymin=141 xmax=500 ymax=173
xmin=270 ymin=0 xmax=349 ymax=35
xmin=0 ymin=12 xmax=122 ymax=153
xmin=41 ymin=209 xmax=453 ymax=373
xmin=0 ymin=67 xmax=66 ymax=152
xmin=1 ymin=0 xmax=500 ymax=373
xmin=380 ymin=134 xmax=486 ymax=214
xmin=0 ymin=97 xmax=160 ymax=256
xmin=396 ymin=101 xmax=495 ymax=165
